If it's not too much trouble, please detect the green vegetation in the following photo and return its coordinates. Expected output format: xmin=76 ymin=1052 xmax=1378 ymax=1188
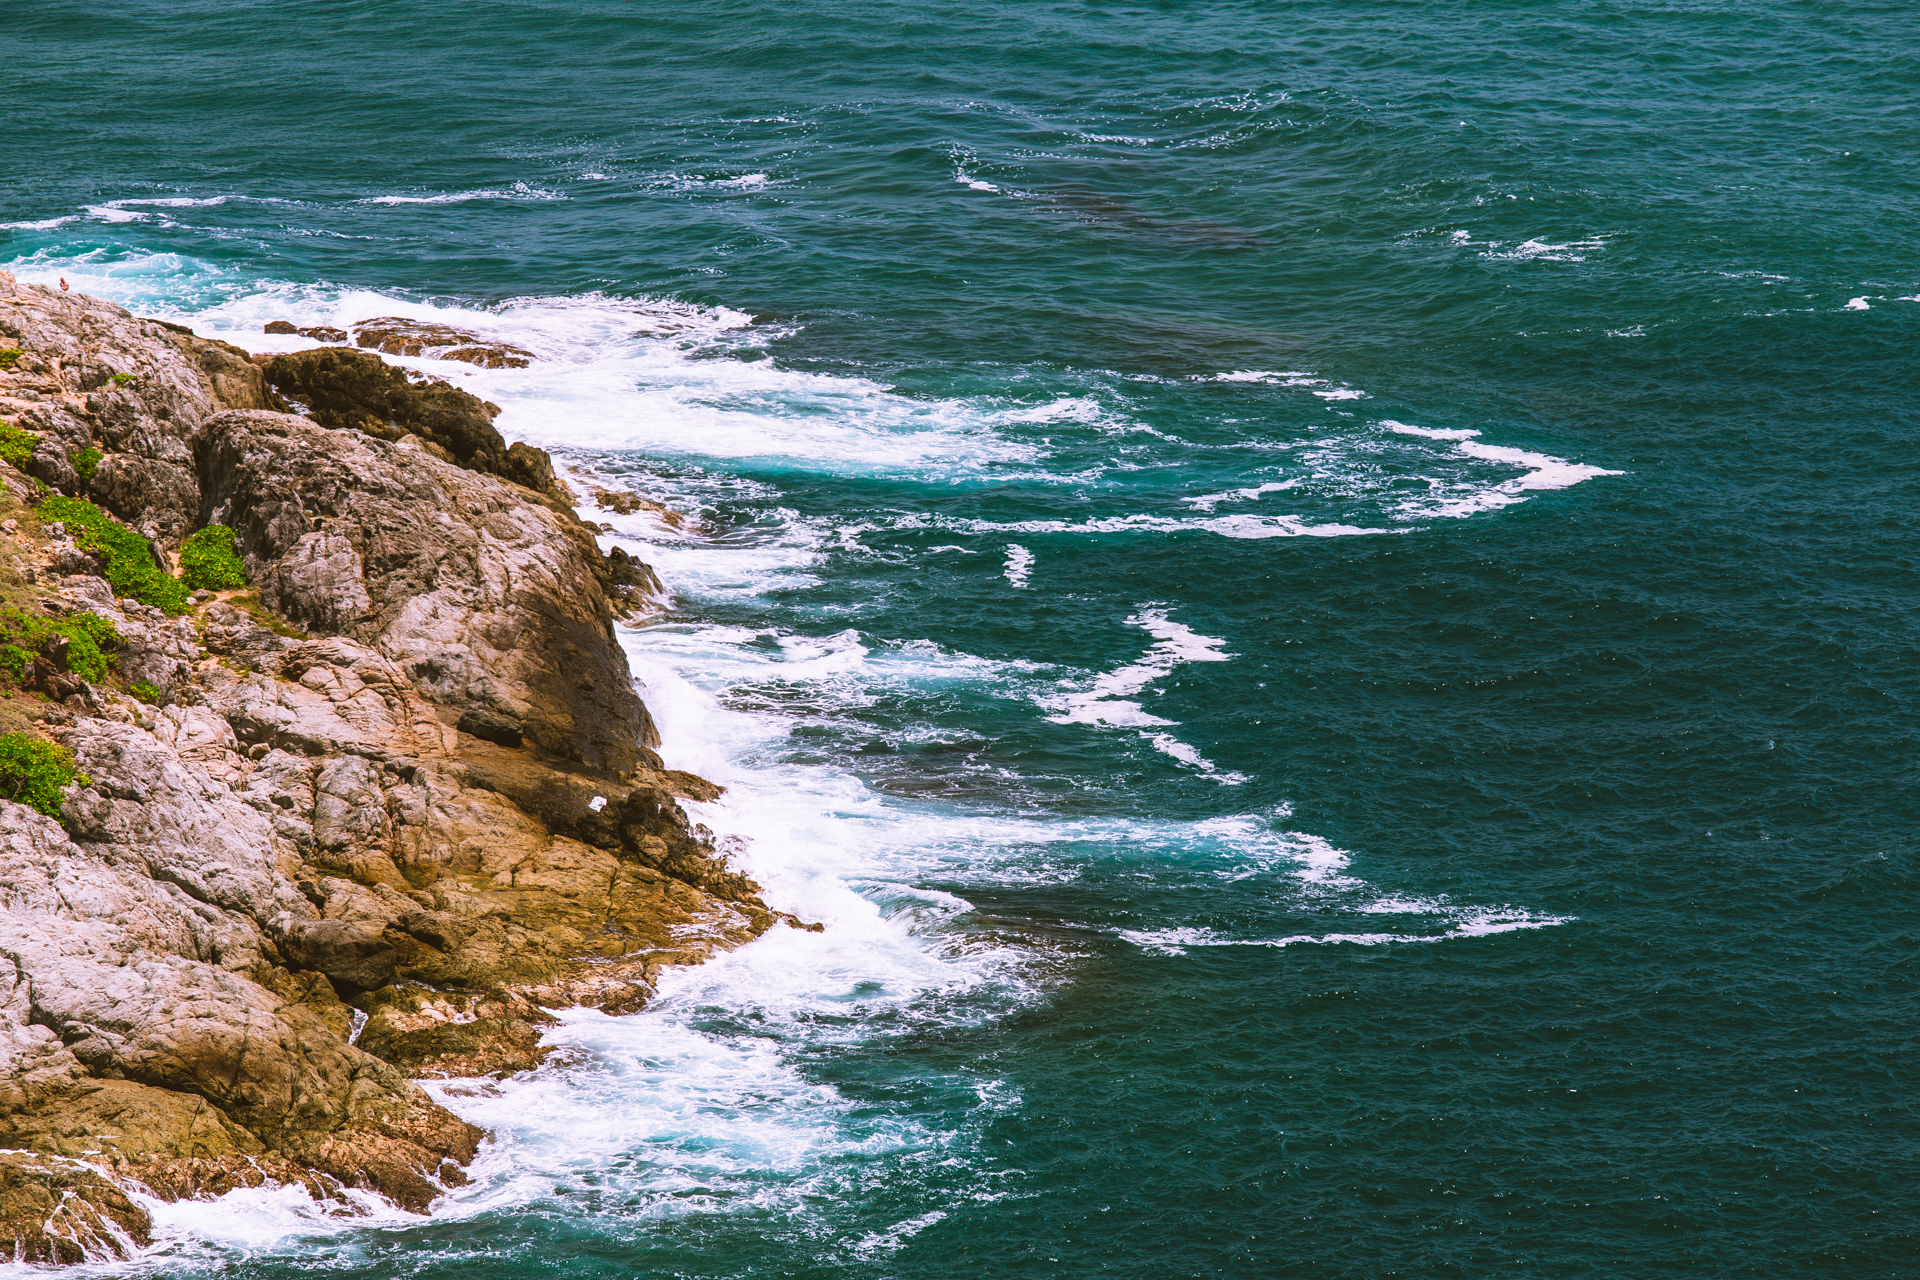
xmin=0 ymin=420 xmax=40 ymax=468
xmin=36 ymin=495 xmax=190 ymax=614
xmin=68 ymin=447 xmax=102 ymax=481
xmin=178 ymin=524 xmax=246 ymax=590
xmin=224 ymin=591 xmax=307 ymax=640
xmin=0 ymin=732 xmax=86 ymax=819
xmin=128 ymin=681 xmax=161 ymax=704
xmin=0 ymin=608 xmax=120 ymax=685
xmin=110 ymin=372 xmax=136 ymax=387
xmin=0 ymin=350 xmax=21 ymax=372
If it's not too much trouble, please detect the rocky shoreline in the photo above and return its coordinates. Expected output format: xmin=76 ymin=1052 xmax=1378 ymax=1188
xmin=0 ymin=273 xmax=788 ymax=1262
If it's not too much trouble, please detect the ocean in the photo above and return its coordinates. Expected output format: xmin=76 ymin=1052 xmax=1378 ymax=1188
xmin=6 ymin=1 xmax=1918 ymax=1274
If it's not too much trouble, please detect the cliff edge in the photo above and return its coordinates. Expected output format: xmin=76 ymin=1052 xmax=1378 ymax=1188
xmin=0 ymin=274 xmax=777 ymax=1262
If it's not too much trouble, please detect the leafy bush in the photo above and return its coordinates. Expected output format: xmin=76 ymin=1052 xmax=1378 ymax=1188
xmin=0 ymin=733 xmax=86 ymax=819
xmin=0 ymin=349 xmax=21 ymax=372
xmin=36 ymin=495 xmax=190 ymax=614
xmin=178 ymin=524 xmax=246 ymax=591
xmin=0 ymin=609 xmax=121 ymax=684
xmin=128 ymin=681 xmax=161 ymax=704
xmin=68 ymin=447 xmax=102 ymax=481
xmin=0 ymin=419 xmax=40 ymax=468
xmin=110 ymin=372 xmax=136 ymax=387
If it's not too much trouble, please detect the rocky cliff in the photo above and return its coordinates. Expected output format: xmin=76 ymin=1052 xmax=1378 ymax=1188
xmin=0 ymin=274 xmax=779 ymax=1263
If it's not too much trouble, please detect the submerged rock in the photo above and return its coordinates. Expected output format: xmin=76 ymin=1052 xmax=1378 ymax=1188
xmin=349 ymin=316 xmax=534 ymax=369
xmin=264 ymin=320 xmax=348 ymax=342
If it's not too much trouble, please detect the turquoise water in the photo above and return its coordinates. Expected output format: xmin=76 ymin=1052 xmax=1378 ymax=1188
xmin=8 ymin=2 xmax=1920 ymax=1274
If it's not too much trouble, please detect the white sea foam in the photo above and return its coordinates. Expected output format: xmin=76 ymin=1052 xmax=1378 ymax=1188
xmin=83 ymin=204 xmax=151 ymax=223
xmin=1003 ymin=543 xmax=1033 ymax=588
xmin=1480 ymin=236 xmax=1606 ymax=262
xmin=1119 ymin=908 xmax=1571 ymax=955
xmin=360 ymin=181 xmax=564 ymax=204
xmin=91 ymin=279 xmax=1049 ymax=482
xmin=1210 ymin=369 xmax=1315 ymax=383
xmin=1181 ymin=480 xmax=1295 ymax=511
xmin=108 ymin=196 xmax=234 ymax=209
xmin=1038 ymin=609 xmax=1247 ymax=784
xmin=852 ymin=1210 xmax=950 ymax=1257
xmin=1043 ymin=607 xmax=1229 ymax=729
xmin=880 ymin=510 xmax=1388 ymax=541
xmin=1843 ymin=296 xmax=1871 ymax=311
xmin=1379 ymin=419 xmax=1622 ymax=517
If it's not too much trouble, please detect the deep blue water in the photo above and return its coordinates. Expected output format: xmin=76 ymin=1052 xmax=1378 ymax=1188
xmin=6 ymin=2 xmax=1920 ymax=1275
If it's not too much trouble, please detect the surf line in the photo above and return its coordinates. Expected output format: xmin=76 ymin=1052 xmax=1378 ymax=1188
xmin=1043 ymin=607 xmax=1246 ymax=784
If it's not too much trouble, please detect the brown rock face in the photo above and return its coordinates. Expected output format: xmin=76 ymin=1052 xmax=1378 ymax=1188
xmin=0 ymin=273 xmax=772 ymax=1259
xmin=0 ymin=1152 xmax=151 ymax=1263
xmin=256 ymin=346 xmax=561 ymax=498
xmin=350 ymin=316 xmax=534 ymax=368
xmin=265 ymin=321 xmax=349 ymax=342
xmin=195 ymin=408 xmax=656 ymax=771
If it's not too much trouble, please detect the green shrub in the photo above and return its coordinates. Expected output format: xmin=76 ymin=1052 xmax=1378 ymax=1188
xmin=128 ymin=681 xmax=161 ymax=704
xmin=0 ymin=420 xmax=39 ymax=468
xmin=178 ymin=524 xmax=246 ymax=591
xmin=0 ymin=732 xmax=86 ymax=819
xmin=36 ymin=495 xmax=190 ymax=614
xmin=0 ymin=350 xmax=21 ymax=372
xmin=110 ymin=372 xmax=136 ymax=387
xmin=0 ymin=609 xmax=121 ymax=684
xmin=68 ymin=448 xmax=102 ymax=481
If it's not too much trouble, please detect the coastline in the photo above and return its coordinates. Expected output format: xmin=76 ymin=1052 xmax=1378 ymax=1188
xmin=0 ymin=273 xmax=785 ymax=1262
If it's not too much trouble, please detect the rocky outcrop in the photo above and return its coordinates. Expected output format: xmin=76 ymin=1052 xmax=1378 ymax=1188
xmin=264 ymin=320 xmax=348 ymax=343
xmin=0 ymin=272 xmax=777 ymax=1262
xmin=349 ymin=317 xmax=535 ymax=369
xmin=195 ymin=408 xmax=656 ymax=770
xmin=257 ymin=318 xmax=533 ymax=369
xmin=254 ymin=347 xmax=559 ymax=498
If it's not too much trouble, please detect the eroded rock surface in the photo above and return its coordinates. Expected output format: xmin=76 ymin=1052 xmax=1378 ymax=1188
xmin=254 ymin=347 xmax=558 ymax=497
xmin=350 ymin=317 xmax=535 ymax=369
xmin=0 ymin=273 xmax=771 ymax=1261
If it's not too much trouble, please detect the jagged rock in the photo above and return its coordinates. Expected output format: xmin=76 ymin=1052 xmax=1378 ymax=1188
xmin=590 ymin=487 xmax=689 ymax=529
xmin=607 ymin=544 xmax=666 ymax=617
xmin=196 ymin=409 xmax=658 ymax=772
xmin=264 ymin=321 xmax=348 ymax=343
xmin=0 ymin=1152 xmax=150 ymax=1263
xmin=350 ymin=317 xmax=534 ymax=369
xmin=256 ymin=346 xmax=561 ymax=499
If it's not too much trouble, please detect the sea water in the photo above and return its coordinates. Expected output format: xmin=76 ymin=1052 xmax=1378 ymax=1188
xmin=5 ymin=2 xmax=1918 ymax=1274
